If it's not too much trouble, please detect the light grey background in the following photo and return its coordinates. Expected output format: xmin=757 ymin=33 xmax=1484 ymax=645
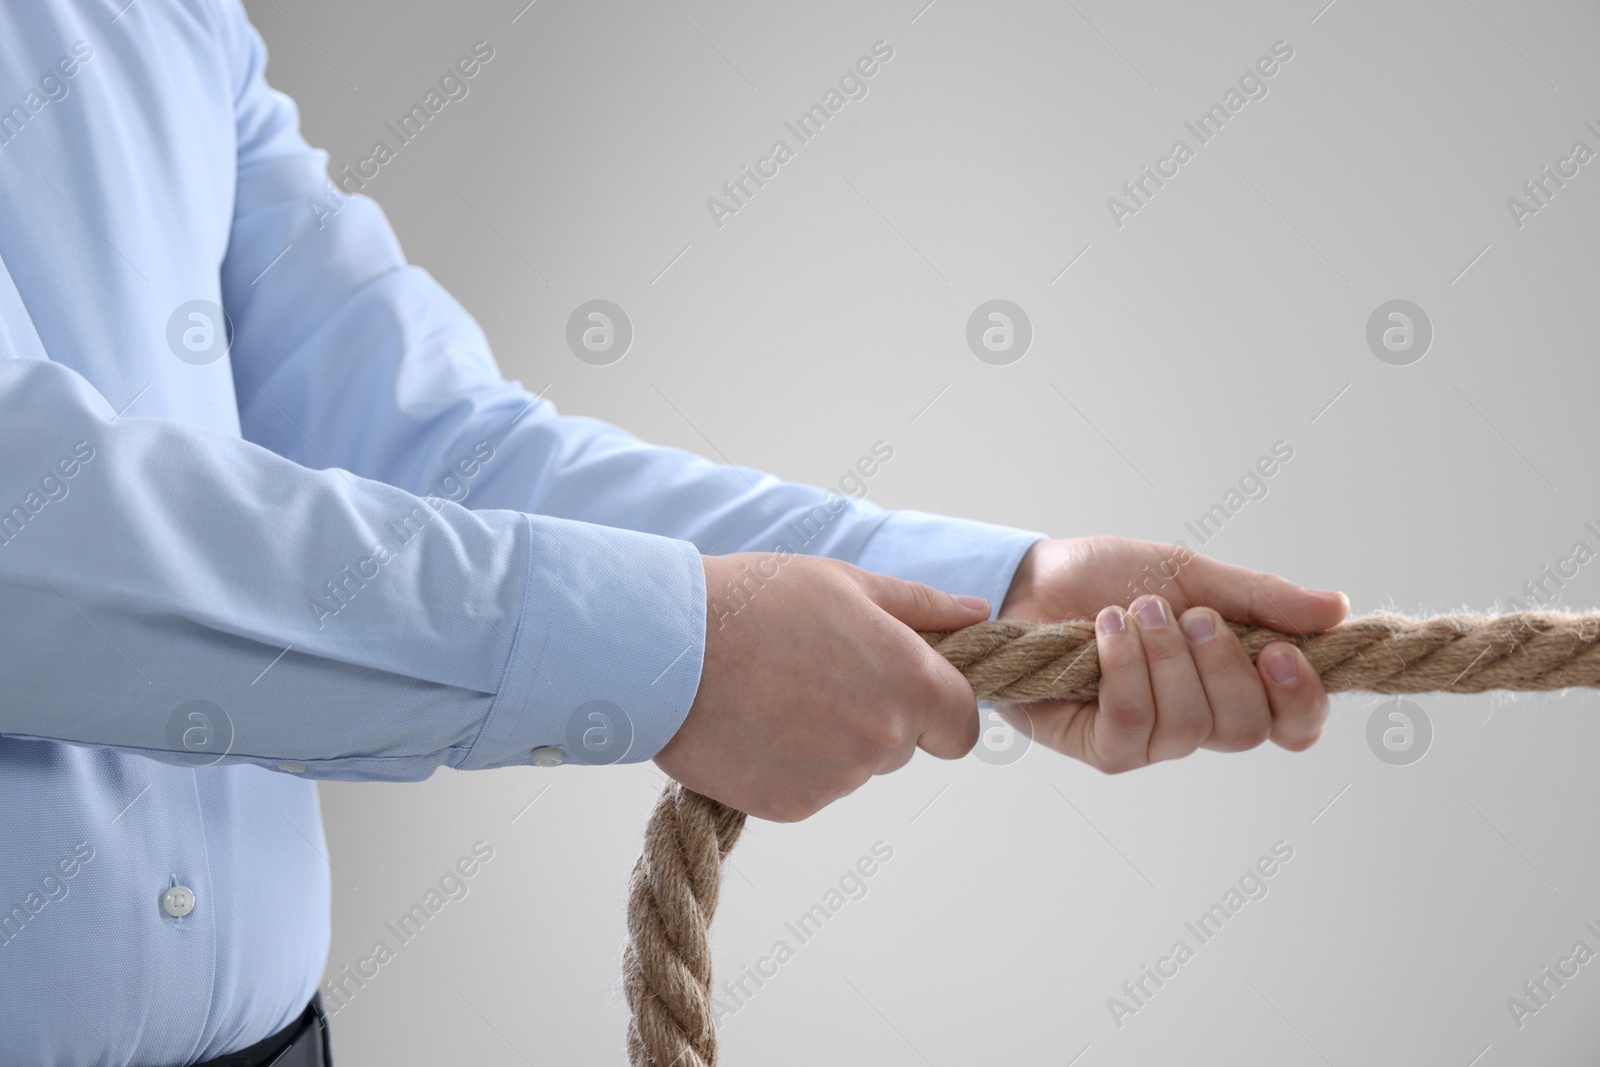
xmin=242 ymin=0 xmax=1600 ymax=1062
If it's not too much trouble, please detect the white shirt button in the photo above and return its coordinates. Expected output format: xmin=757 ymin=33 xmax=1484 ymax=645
xmin=531 ymin=746 xmax=564 ymax=768
xmin=161 ymin=885 xmax=195 ymax=918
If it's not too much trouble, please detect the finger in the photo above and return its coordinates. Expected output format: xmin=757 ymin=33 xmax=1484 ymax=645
xmin=1255 ymin=641 xmax=1329 ymax=751
xmin=1129 ymin=596 xmax=1213 ymax=762
xmin=1180 ymin=607 xmax=1273 ymax=752
xmin=859 ymin=569 xmax=992 ymax=632
xmin=1173 ymin=552 xmax=1348 ymax=633
xmin=852 ymin=568 xmax=984 ymax=763
xmin=990 ymin=698 xmax=1089 ymax=764
xmin=873 ymin=742 xmax=918 ymax=776
xmin=912 ymin=653 xmax=982 ymax=761
xmin=1085 ymin=605 xmax=1155 ymax=772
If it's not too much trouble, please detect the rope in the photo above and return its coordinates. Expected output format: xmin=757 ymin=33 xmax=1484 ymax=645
xmin=622 ymin=611 xmax=1600 ymax=1064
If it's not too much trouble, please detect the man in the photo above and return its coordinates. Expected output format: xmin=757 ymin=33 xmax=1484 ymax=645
xmin=0 ymin=3 xmax=1346 ymax=1064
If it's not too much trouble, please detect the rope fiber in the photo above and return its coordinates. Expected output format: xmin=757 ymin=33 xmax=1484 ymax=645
xmin=622 ymin=610 xmax=1600 ymax=1065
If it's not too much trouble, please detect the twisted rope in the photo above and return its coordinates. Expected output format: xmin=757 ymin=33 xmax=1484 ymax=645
xmin=623 ymin=784 xmax=747 ymax=1067
xmin=623 ymin=611 xmax=1600 ymax=1065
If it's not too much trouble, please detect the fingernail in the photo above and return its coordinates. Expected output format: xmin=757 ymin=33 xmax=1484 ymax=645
xmin=1182 ymin=611 xmax=1215 ymax=644
xmin=1264 ymin=647 xmax=1300 ymax=686
xmin=1134 ymin=597 xmax=1167 ymax=628
xmin=955 ymin=594 xmax=990 ymax=614
xmin=1096 ymin=606 xmax=1125 ymax=635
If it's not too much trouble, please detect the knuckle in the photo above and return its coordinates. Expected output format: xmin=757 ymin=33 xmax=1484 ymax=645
xmin=815 ymin=555 xmax=855 ymax=586
xmin=1196 ymin=645 xmax=1250 ymax=682
xmin=960 ymin=710 xmax=982 ymax=750
xmin=1214 ymin=717 xmax=1271 ymax=750
xmin=1167 ymin=708 xmax=1213 ymax=747
xmin=1141 ymin=632 xmax=1187 ymax=666
xmin=1098 ymin=629 xmax=1142 ymax=671
xmin=1247 ymin=582 xmax=1284 ymax=628
xmin=909 ymin=583 xmax=941 ymax=621
xmin=1273 ymin=695 xmax=1329 ymax=745
xmin=1101 ymin=697 xmax=1153 ymax=736
xmin=1095 ymin=752 xmax=1143 ymax=775
xmin=914 ymin=664 xmax=961 ymax=712
xmin=817 ymin=555 xmax=852 ymax=576
xmin=940 ymin=717 xmax=980 ymax=760
xmin=860 ymin=716 xmax=906 ymax=757
xmin=864 ymin=710 xmax=915 ymax=758
xmin=1285 ymin=687 xmax=1326 ymax=715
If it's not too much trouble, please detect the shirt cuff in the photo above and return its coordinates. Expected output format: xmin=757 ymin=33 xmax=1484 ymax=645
xmin=460 ymin=514 xmax=706 ymax=769
xmin=851 ymin=509 xmax=1049 ymax=620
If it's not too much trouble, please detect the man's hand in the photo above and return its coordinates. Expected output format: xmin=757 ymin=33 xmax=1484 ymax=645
xmin=995 ymin=537 xmax=1348 ymax=771
xmin=655 ymin=554 xmax=991 ymax=822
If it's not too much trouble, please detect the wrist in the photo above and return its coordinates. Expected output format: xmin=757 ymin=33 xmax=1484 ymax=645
xmin=999 ymin=539 xmax=1043 ymax=618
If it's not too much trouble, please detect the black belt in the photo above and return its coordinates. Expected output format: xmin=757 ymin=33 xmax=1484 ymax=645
xmin=189 ymin=994 xmax=331 ymax=1067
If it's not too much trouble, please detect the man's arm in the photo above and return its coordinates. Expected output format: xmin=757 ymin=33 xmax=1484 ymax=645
xmin=0 ymin=355 xmax=1004 ymax=808
xmin=212 ymin=4 xmax=1047 ymax=618
xmin=0 ymin=358 xmax=705 ymax=778
xmin=0 ymin=2 xmax=1030 ymax=800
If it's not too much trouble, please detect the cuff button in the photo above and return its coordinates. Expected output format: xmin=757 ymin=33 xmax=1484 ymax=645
xmin=531 ymin=746 xmax=565 ymax=768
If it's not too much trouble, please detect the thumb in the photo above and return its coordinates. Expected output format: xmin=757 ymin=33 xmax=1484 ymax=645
xmin=859 ymin=571 xmax=991 ymax=632
xmin=1177 ymin=553 xmax=1349 ymax=633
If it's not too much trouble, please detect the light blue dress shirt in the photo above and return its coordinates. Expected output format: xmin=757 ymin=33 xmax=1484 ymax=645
xmin=0 ymin=2 xmax=1045 ymax=1063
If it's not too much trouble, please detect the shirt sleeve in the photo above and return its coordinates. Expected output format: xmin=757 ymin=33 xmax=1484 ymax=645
xmin=0 ymin=358 xmax=706 ymax=779
xmin=212 ymin=2 xmax=1047 ymax=615
xmin=196 ymin=1 xmax=1045 ymax=774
